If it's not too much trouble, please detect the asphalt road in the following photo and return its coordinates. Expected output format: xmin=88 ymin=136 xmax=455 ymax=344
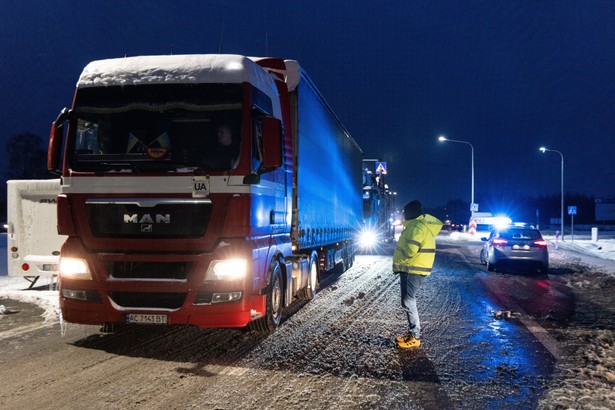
xmin=0 ymin=236 xmax=610 ymax=409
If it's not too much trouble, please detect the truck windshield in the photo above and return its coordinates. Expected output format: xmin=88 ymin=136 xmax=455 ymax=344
xmin=70 ymin=84 xmax=243 ymax=173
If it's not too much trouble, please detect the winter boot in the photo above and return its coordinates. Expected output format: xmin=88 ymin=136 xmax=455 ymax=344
xmin=395 ymin=333 xmax=413 ymax=343
xmin=396 ymin=334 xmax=421 ymax=349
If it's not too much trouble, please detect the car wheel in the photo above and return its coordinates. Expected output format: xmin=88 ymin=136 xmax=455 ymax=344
xmin=479 ymin=249 xmax=487 ymax=265
xmin=487 ymin=261 xmax=496 ymax=272
xmin=538 ymin=263 xmax=549 ymax=275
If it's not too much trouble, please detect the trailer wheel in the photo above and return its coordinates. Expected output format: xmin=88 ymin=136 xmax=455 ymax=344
xmin=250 ymin=260 xmax=283 ymax=332
xmin=299 ymin=251 xmax=319 ymax=301
xmin=334 ymin=245 xmax=348 ymax=273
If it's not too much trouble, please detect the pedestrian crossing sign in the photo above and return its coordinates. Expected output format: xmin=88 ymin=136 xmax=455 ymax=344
xmin=375 ymin=162 xmax=387 ymax=174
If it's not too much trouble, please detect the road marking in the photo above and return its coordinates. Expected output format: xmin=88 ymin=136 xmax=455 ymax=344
xmin=450 ymin=246 xmax=562 ymax=359
xmin=479 ymin=276 xmax=562 ymax=359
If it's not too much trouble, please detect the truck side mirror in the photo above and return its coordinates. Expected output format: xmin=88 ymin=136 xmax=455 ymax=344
xmin=261 ymin=116 xmax=283 ymax=170
xmin=48 ymin=108 xmax=70 ymax=174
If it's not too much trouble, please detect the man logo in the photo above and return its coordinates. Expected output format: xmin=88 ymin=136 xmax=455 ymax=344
xmin=141 ymin=224 xmax=153 ymax=232
xmin=124 ymin=214 xmax=171 ymax=224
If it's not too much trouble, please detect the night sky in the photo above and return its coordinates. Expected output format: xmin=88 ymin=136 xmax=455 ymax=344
xmin=3 ymin=1 xmax=614 ymax=217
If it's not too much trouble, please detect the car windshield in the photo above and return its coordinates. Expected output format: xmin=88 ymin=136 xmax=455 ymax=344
xmin=497 ymin=229 xmax=542 ymax=240
xmin=70 ymin=84 xmax=242 ymax=173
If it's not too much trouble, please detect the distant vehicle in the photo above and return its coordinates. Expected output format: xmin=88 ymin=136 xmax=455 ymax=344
xmin=442 ymin=220 xmax=462 ymax=232
xmin=472 ymin=212 xmax=512 ymax=232
xmin=480 ymin=226 xmax=549 ymax=274
xmin=6 ymin=179 xmax=67 ymax=286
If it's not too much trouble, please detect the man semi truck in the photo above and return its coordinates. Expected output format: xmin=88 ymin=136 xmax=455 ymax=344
xmin=47 ymin=54 xmax=363 ymax=331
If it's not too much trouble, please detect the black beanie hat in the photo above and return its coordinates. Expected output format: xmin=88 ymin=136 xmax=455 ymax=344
xmin=403 ymin=200 xmax=423 ymax=220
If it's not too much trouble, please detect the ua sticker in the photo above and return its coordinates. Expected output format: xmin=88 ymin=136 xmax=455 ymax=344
xmin=192 ymin=176 xmax=210 ymax=198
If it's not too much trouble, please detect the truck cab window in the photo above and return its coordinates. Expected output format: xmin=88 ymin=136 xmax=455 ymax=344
xmin=75 ymin=120 xmax=100 ymax=154
xmin=72 ymin=108 xmax=242 ymax=172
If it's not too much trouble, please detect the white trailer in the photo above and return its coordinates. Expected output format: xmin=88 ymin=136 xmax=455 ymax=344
xmin=6 ymin=179 xmax=65 ymax=286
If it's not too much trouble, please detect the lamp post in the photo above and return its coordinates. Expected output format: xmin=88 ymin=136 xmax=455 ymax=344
xmin=539 ymin=147 xmax=564 ymax=241
xmin=438 ymin=136 xmax=475 ymax=219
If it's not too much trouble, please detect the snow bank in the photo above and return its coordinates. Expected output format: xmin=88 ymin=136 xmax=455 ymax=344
xmin=0 ymin=276 xmax=59 ymax=323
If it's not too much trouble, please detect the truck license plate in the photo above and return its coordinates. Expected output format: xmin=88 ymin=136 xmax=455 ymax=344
xmin=126 ymin=313 xmax=168 ymax=325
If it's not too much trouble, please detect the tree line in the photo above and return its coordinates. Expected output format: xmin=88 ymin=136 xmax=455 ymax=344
xmin=432 ymin=194 xmax=603 ymax=227
xmin=1 ymin=132 xmax=53 ymax=220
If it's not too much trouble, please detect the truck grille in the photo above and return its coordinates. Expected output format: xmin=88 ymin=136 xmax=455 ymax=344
xmin=86 ymin=198 xmax=212 ymax=238
xmin=109 ymin=292 xmax=186 ymax=309
xmin=108 ymin=261 xmax=191 ymax=280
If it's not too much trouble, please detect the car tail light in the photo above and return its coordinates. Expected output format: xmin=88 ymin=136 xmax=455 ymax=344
xmin=492 ymin=238 xmax=508 ymax=246
xmin=534 ymin=240 xmax=548 ymax=247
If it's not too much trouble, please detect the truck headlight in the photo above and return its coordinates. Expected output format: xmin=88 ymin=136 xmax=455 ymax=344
xmin=359 ymin=229 xmax=378 ymax=249
xmin=59 ymin=257 xmax=92 ymax=280
xmin=205 ymin=259 xmax=248 ymax=281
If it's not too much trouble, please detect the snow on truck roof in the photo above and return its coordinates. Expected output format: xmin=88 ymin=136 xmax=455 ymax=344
xmin=77 ymin=54 xmax=281 ymax=108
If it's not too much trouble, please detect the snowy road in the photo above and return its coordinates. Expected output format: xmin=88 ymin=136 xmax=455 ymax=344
xmin=1 ymin=236 xmax=614 ymax=409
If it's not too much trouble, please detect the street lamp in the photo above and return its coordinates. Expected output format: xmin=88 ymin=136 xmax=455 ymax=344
xmin=539 ymin=147 xmax=564 ymax=241
xmin=438 ymin=136 xmax=475 ymax=219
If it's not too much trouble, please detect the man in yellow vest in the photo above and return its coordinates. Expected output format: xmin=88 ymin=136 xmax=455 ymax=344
xmin=393 ymin=200 xmax=443 ymax=349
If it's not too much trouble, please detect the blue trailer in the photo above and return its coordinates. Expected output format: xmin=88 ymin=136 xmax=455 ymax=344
xmin=286 ymin=60 xmax=363 ymax=268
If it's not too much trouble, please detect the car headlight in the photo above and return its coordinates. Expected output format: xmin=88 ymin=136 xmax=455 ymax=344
xmin=206 ymin=259 xmax=248 ymax=281
xmin=59 ymin=257 xmax=92 ymax=280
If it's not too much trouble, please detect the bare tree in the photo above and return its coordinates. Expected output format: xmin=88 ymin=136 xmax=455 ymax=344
xmin=5 ymin=132 xmax=51 ymax=180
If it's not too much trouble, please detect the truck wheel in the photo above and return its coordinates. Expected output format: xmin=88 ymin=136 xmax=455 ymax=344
xmin=334 ymin=246 xmax=347 ymax=273
xmin=250 ymin=260 xmax=283 ymax=332
xmin=299 ymin=251 xmax=319 ymax=301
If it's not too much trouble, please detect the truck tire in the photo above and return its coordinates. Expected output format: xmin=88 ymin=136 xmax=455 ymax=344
xmin=334 ymin=245 xmax=347 ymax=274
xmin=250 ymin=260 xmax=283 ymax=332
xmin=299 ymin=251 xmax=319 ymax=301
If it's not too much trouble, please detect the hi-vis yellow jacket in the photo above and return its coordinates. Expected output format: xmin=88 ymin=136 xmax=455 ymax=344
xmin=393 ymin=214 xmax=443 ymax=276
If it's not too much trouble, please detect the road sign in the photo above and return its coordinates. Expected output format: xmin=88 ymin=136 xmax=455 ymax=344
xmin=375 ymin=162 xmax=387 ymax=174
xmin=568 ymin=206 xmax=577 ymax=215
